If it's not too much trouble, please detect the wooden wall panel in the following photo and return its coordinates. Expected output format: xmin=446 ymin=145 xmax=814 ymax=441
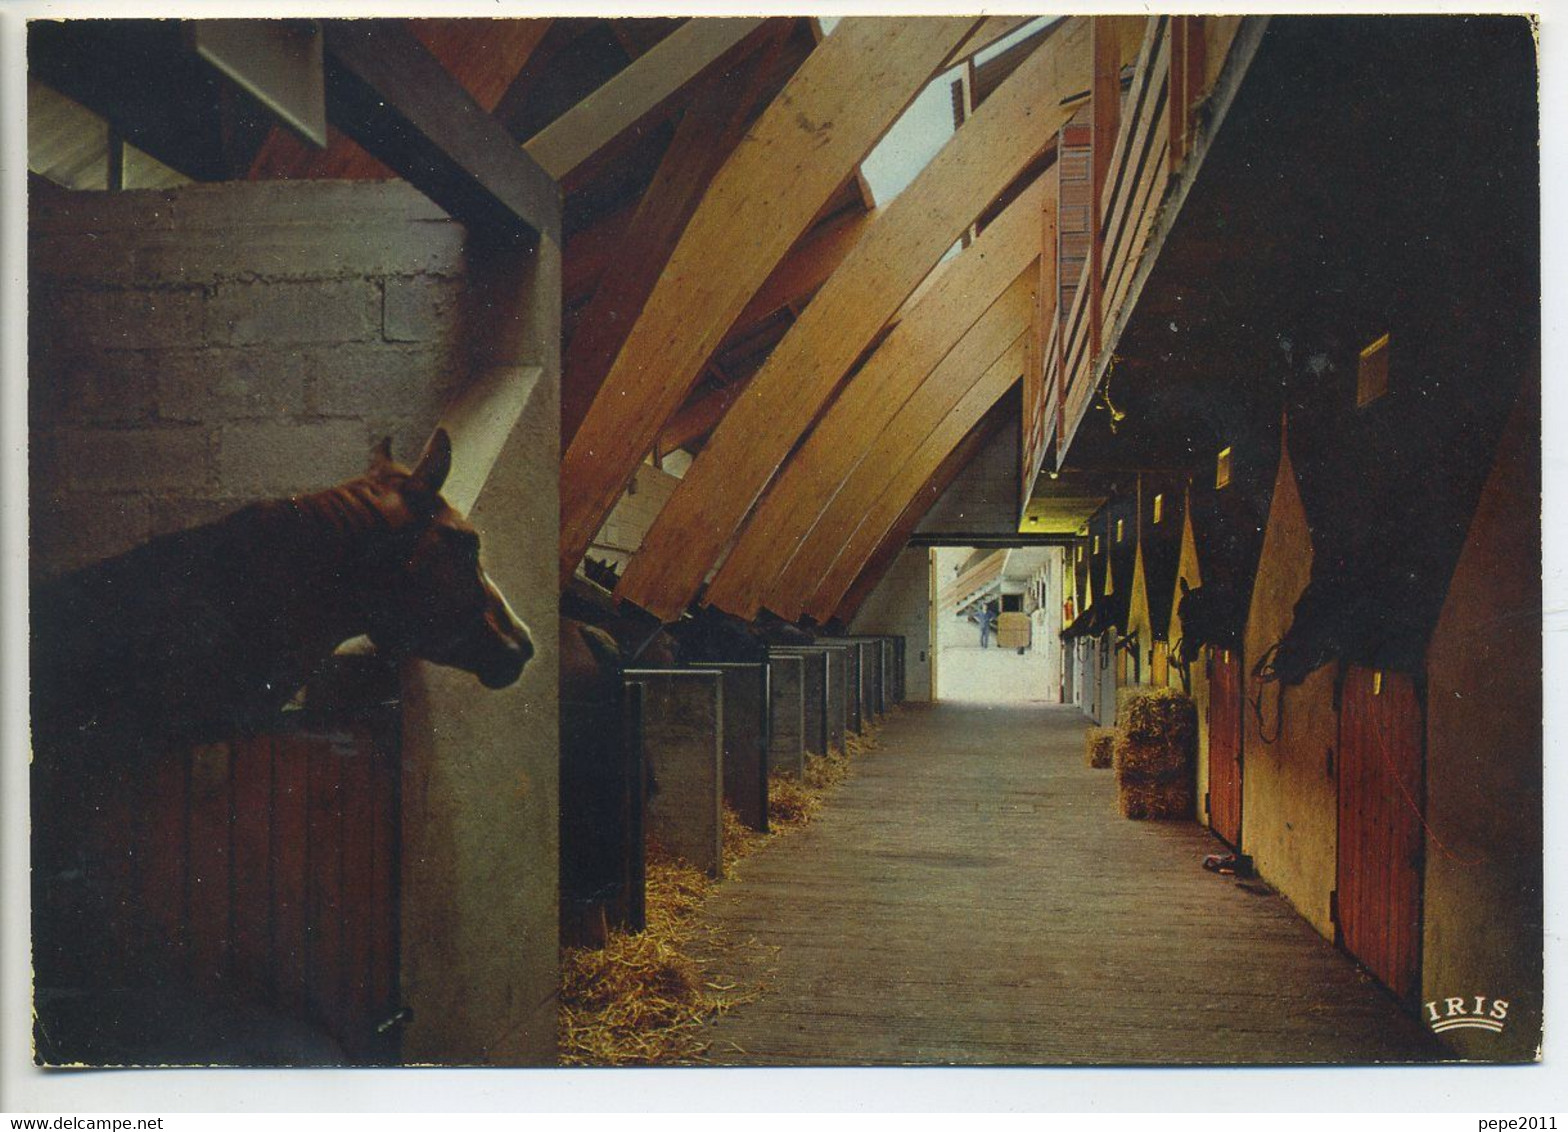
xmin=770 ymin=272 xmax=1035 ymax=619
xmin=808 ymin=341 xmax=1028 ymax=622
xmin=618 ymin=18 xmax=1090 ymax=620
xmin=706 ymin=178 xmax=1049 ymax=616
xmin=1207 ymin=646 xmax=1243 ymax=846
xmin=560 ymin=18 xmax=978 ymax=585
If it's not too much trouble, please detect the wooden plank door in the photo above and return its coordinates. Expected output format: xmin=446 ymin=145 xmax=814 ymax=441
xmin=33 ymin=708 xmax=403 ymax=1065
xmin=1206 ymin=646 xmax=1243 ymax=846
xmin=1336 ymin=665 xmax=1424 ymax=1005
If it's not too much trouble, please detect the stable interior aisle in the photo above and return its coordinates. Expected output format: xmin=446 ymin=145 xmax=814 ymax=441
xmin=697 ymin=703 xmax=1443 ymax=1066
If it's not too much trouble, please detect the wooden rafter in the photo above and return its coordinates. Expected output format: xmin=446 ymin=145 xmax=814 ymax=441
xmin=833 ymin=389 xmax=1016 ymax=623
xmin=944 ymin=16 xmax=1036 ymax=71
xmin=729 ymin=204 xmax=877 ymax=342
xmin=523 ymin=18 xmax=771 ymax=188
xmin=772 ymin=275 xmax=1035 ymax=620
xmin=704 ymin=177 xmax=1050 ymax=617
xmin=616 ymin=17 xmax=1090 ymax=621
xmin=559 ymin=17 xmax=980 ymax=587
xmin=657 ymin=382 xmax=747 ymax=458
xmin=807 ymin=339 xmax=1028 ymax=623
xmin=561 ymin=22 xmax=792 ymax=446
xmin=320 ymin=20 xmax=559 ymax=243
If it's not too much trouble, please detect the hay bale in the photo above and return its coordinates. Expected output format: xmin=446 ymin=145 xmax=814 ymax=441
xmin=1117 ymin=686 xmax=1197 ymax=745
xmin=1085 ymin=727 xmax=1117 ymax=768
xmin=1112 ymin=733 xmax=1189 ymax=781
xmin=1117 ymin=777 xmax=1195 ymax=821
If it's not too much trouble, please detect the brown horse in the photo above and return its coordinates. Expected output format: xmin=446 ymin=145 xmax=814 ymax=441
xmin=30 ymin=428 xmax=532 ymax=749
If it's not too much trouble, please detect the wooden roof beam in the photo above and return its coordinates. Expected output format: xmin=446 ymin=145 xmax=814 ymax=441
xmin=944 ymin=16 xmax=1037 ymax=71
xmin=808 ymin=340 xmax=1028 ymax=623
xmin=561 ymin=25 xmax=791 ymax=445
xmin=523 ymin=17 xmax=772 ymax=189
xmin=321 ymin=19 xmax=559 ymax=244
xmin=616 ymin=17 xmax=1089 ymax=621
xmin=764 ymin=269 xmax=1036 ymax=620
xmin=729 ymin=204 xmax=877 ymax=337
xmin=657 ymin=382 xmax=747 ymax=459
xmin=705 ymin=177 xmax=1049 ymax=617
xmin=833 ymin=391 xmax=1017 ymax=623
xmin=560 ymin=17 xmax=980 ymax=588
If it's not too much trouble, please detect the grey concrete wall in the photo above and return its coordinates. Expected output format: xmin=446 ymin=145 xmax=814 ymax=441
xmin=767 ymin=654 xmax=806 ymax=778
xmin=771 ymin=648 xmax=828 ymax=756
xmin=29 ymin=179 xmax=562 ymax=1066
xmin=629 ymin=669 xmax=725 ymax=878
xmin=29 ymin=180 xmax=474 ymax=577
xmin=842 ymin=642 xmax=864 ymax=733
xmin=850 ymin=546 xmax=932 ymax=701
xmin=821 ymin=647 xmax=848 ymax=750
xmin=707 ymin=663 xmax=769 ymax=833
xmin=914 ymin=418 xmax=1020 ymax=537
xmin=847 ymin=638 xmax=886 ymax=718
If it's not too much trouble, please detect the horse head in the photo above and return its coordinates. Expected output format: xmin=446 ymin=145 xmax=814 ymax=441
xmin=357 ymin=430 xmax=533 ymax=689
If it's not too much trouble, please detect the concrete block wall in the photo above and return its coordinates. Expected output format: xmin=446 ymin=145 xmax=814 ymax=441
xmin=29 ymin=178 xmax=562 ymax=1066
xmin=29 ymin=180 xmax=473 ymax=577
xmin=850 ymin=546 xmax=932 ymax=701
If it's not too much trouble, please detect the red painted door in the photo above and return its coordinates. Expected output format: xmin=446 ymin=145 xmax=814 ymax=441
xmin=1207 ymin=647 xmax=1243 ymax=846
xmin=34 ymin=707 xmax=402 ymax=1064
xmin=1337 ymin=665 xmax=1424 ymax=1004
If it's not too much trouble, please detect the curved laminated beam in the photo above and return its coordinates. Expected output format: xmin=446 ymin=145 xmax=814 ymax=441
xmin=834 ymin=406 xmax=1010 ymax=623
xmin=704 ymin=177 xmax=1049 ymax=617
xmin=805 ymin=338 xmax=1029 ymax=623
xmin=559 ymin=17 xmax=980 ymax=587
xmin=731 ymin=204 xmax=877 ymax=337
xmin=561 ymin=25 xmax=792 ymax=445
xmin=767 ymin=267 xmax=1036 ymax=620
xmin=616 ymin=17 xmax=1090 ymax=621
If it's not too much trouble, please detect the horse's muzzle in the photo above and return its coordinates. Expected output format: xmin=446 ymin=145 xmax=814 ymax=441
xmin=479 ymin=627 xmax=533 ymax=689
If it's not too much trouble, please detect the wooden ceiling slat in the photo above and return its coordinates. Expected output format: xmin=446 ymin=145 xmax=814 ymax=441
xmin=616 ymin=17 xmax=1089 ymax=621
xmin=704 ymin=177 xmax=1049 ymax=617
xmin=767 ymin=269 xmax=1036 ymax=621
xmin=523 ymin=18 xmax=770 ymax=188
xmin=828 ymin=364 xmax=1023 ymax=623
xmin=559 ymin=17 xmax=979 ymax=588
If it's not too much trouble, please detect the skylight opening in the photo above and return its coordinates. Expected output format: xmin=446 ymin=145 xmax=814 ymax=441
xmin=855 ymin=16 xmax=1058 ymax=208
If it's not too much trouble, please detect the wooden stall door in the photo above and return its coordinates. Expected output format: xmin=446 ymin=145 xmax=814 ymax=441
xmin=1207 ymin=647 xmax=1243 ymax=846
xmin=33 ymin=708 xmax=402 ymax=1065
xmin=1336 ymin=665 xmax=1424 ymax=1005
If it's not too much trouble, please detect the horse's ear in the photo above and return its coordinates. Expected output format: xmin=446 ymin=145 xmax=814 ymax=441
xmin=369 ymin=436 xmax=395 ymax=475
xmin=412 ymin=428 xmax=453 ymax=494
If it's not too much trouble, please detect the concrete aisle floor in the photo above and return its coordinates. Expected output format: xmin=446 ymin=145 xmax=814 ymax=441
xmin=697 ymin=702 xmax=1445 ymax=1066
